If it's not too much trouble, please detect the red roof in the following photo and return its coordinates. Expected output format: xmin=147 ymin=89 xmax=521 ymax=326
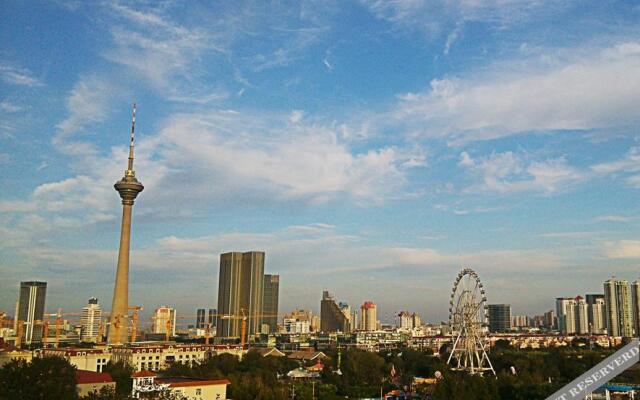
xmin=362 ymin=301 xmax=376 ymax=310
xmin=132 ymin=370 xmax=157 ymax=378
xmin=76 ymin=370 xmax=113 ymax=384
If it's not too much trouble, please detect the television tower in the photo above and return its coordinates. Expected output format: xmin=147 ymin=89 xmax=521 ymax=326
xmin=108 ymin=104 xmax=144 ymax=344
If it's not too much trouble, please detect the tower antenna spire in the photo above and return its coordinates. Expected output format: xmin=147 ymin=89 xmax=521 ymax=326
xmin=127 ymin=103 xmax=136 ymax=175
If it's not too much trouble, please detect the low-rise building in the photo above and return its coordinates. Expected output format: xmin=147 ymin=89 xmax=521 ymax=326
xmin=75 ymin=370 xmax=115 ymax=397
xmin=111 ymin=343 xmax=245 ymax=372
xmin=43 ymin=347 xmax=111 ymax=372
xmin=132 ymin=370 xmax=229 ymax=400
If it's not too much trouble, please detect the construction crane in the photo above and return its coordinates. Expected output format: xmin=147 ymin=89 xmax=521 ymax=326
xmin=129 ymin=305 xmax=143 ymax=343
xmin=221 ymin=309 xmax=248 ymax=349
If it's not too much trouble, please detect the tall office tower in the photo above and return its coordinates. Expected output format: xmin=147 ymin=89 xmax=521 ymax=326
xmin=397 ymin=311 xmax=412 ymax=329
xmin=196 ymin=309 xmax=206 ymax=329
xmin=320 ymin=291 xmax=350 ymax=332
xmin=108 ymin=105 xmax=144 ymax=345
xmin=81 ymin=298 xmax=102 ymax=343
xmin=412 ymin=313 xmax=422 ymax=328
xmin=216 ymin=251 xmax=265 ymax=338
xmin=632 ymin=280 xmax=640 ymax=335
xmin=153 ymin=306 xmax=177 ymax=337
xmin=574 ymin=296 xmax=589 ymax=334
xmin=543 ymin=310 xmax=556 ymax=330
xmin=196 ymin=308 xmax=217 ymax=329
xmin=590 ymin=298 xmax=607 ymax=334
xmin=262 ymin=274 xmax=280 ymax=333
xmin=556 ymin=297 xmax=577 ymax=334
xmin=585 ymin=294 xmax=606 ymax=333
xmin=338 ymin=302 xmax=351 ymax=332
xmin=604 ymin=278 xmax=634 ymax=337
xmin=351 ymin=310 xmax=359 ymax=330
xmin=359 ymin=301 xmax=377 ymax=331
xmin=208 ymin=309 xmax=216 ymax=327
xmin=16 ymin=281 xmax=47 ymax=345
xmin=487 ymin=304 xmax=511 ymax=333
xmin=311 ymin=315 xmax=321 ymax=332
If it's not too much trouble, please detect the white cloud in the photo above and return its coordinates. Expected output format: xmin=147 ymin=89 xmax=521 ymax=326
xmin=361 ymin=0 xmax=567 ymax=37
xmin=150 ymin=111 xmax=408 ymax=204
xmin=104 ymin=3 xmax=222 ymax=92
xmin=459 ymin=151 xmax=583 ymax=194
xmin=0 ymin=101 xmax=22 ymax=113
xmin=393 ymin=42 xmax=640 ymax=144
xmin=591 ymin=147 xmax=640 ymax=187
xmin=289 ymin=110 xmax=304 ymax=124
xmin=56 ymin=76 xmax=119 ymax=135
xmin=604 ymin=240 xmax=640 ymax=259
xmin=592 ymin=147 xmax=640 ymax=174
xmin=0 ymin=63 xmax=42 ymax=87
xmin=595 ymin=215 xmax=635 ymax=223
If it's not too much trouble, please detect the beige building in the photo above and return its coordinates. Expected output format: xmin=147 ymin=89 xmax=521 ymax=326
xmin=81 ymin=298 xmax=102 ymax=343
xmin=76 ymin=370 xmax=115 ymax=397
xmin=43 ymin=348 xmax=111 ymax=372
xmin=633 ymin=280 xmax=640 ymax=335
xmin=604 ymin=278 xmax=634 ymax=337
xmin=110 ymin=343 xmax=244 ymax=372
xmin=153 ymin=306 xmax=177 ymax=337
xmin=132 ymin=370 xmax=229 ymax=400
xmin=360 ymin=301 xmax=377 ymax=331
xmin=0 ymin=349 xmax=33 ymax=367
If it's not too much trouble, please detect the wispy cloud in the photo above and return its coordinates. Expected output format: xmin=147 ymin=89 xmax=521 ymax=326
xmin=393 ymin=42 xmax=640 ymax=144
xmin=595 ymin=215 xmax=635 ymax=223
xmin=458 ymin=151 xmax=584 ymax=194
xmin=56 ymin=76 xmax=119 ymax=135
xmin=0 ymin=101 xmax=22 ymax=113
xmin=0 ymin=63 xmax=43 ymax=87
xmin=604 ymin=240 xmax=640 ymax=259
xmin=539 ymin=231 xmax=596 ymax=239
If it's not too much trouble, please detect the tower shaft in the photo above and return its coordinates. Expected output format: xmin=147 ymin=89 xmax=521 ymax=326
xmin=108 ymin=203 xmax=134 ymax=344
xmin=107 ymin=104 xmax=143 ymax=345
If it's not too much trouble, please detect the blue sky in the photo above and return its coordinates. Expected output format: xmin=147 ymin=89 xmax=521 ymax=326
xmin=1 ymin=0 xmax=640 ymax=324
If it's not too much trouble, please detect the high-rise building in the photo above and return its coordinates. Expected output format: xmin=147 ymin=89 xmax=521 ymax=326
xmin=556 ymin=298 xmax=577 ymax=334
xmin=153 ymin=306 xmax=177 ymax=337
xmin=543 ymin=310 xmax=556 ymax=330
xmin=574 ymin=296 xmax=589 ymax=334
xmin=351 ymin=310 xmax=359 ymax=330
xmin=398 ymin=311 xmax=412 ymax=329
xmin=216 ymin=251 xmax=265 ymax=338
xmin=511 ymin=315 xmax=530 ymax=328
xmin=16 ymin=281 xmax=47 ymax=345
xmin=359 ymin=301 xmax=377 ymax=331
xmin=320 ymin=291 xmax=350 ymax=333
xmin=108 ymin=105 xmax=144 ymax=345
xmin=81 ymin=298 xmax=102 ymax=343
xmin=632 ymin=280 xmax=640 ymax=335
xmin=604 ymin=278 xmax=634 ymax=337
xmin=487 ymin=304 xmax=511 ymax=333
xmin=196 ymin=308 xmax=216 ymax=330
xmin=586 ymin=294 xmax=606 ymax=334
xmin=338 ymin=302 xmax=352 ymax=332
xmin=196 ymin=309 xmax=206 ymax=329
xmin=311 ymin=315 xmax=321 ymax=332
xmin=412 ymin=313 xmax=422 ymax=328
xmin=262 ymin=274 xmax=280 ymax=333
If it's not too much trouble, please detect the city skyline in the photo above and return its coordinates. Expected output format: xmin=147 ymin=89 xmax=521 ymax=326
xmin=2 ymin=2 xmax=640 ymax=322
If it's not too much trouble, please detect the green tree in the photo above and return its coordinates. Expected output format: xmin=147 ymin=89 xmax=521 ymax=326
xmin=103 ymin=361 xmax=134 ymax=396
xmin=0 ymin=356 xmax=78 ymax=400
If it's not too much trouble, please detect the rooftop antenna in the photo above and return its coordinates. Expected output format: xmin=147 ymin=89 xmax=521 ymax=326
xmin=126 ymin=103 xmax=136 ymax=176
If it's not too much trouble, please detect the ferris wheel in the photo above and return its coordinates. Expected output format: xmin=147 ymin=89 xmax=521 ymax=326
xmin=446 ymin=267 xmax=495 ymax=375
